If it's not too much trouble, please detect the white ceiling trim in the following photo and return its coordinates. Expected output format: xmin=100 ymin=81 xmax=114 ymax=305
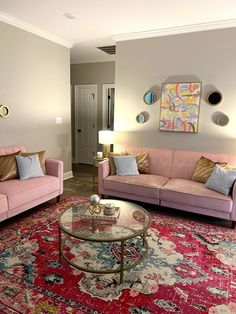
xmin=0 ymin=11 xmax=73 ymax=48
xmin=112 ymin=19 xmax=236 ymax=42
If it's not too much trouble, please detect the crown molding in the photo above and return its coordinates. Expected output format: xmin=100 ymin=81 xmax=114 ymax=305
xmin=112 ymin=19 xmax=236 ymax=42
xmin=0 ymin=11 xmax=73 ymax=48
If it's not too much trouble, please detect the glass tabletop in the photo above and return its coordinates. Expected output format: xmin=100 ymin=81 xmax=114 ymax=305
xmin=58 ymin=199 xmax=152 ymax=242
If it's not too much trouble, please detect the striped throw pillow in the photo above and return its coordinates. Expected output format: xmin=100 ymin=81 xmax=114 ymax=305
xmin=135 ymin=152 xmax=149 ymax=174
xmin=0 ymin=152 xmax=20 ymax=181
xmin=192 ymin=156 xmax=227 ymax=183
xmin=127 ymin=152 xmax=149 ymax=174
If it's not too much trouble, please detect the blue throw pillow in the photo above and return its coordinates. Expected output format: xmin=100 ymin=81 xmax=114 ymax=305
xmin=205 ymin=164 xmax=236 ymax=195
xmin=112 ymin=155 xmax=139 ymax=176
xmin=16 ymin=154 xmax=44 ymax=180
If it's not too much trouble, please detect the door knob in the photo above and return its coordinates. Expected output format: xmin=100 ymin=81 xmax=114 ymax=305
xmin=77 ymin=129 xmax=82 ymax=132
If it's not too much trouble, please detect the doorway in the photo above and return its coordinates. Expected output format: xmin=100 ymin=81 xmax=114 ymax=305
xmin=102 ymin=84 xmax=115 ymax=130
xmin=74 ymin=85 xmax=97 ymax=165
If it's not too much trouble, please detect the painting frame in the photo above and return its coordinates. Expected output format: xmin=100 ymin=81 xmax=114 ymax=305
xmin=159 ymin=82 xmax=201 ymax=133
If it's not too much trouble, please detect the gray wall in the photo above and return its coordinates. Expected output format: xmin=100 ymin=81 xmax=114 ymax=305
xmin=115 ymin=28 xmax=236 ymax=154
xmin=0 ymin=21 xmax=71 ymax=173
xmin=71 ymin=62 xmax=115 ymax=157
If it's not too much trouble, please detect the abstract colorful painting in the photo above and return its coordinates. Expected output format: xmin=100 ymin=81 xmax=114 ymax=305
xmin=159 ymin=82 xmax=201 ymax=133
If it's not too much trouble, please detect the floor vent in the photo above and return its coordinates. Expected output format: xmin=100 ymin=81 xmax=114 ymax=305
xmin=97 ymin=45 xmax=116 ymax=55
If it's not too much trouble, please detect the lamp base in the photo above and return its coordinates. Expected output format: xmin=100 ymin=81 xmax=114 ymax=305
xmin=103 ymin=144 xmax=110 ymax=157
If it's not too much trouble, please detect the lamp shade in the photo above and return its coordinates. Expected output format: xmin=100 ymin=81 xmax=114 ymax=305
xmin=99 ymin=130 xmax=115 ymax=144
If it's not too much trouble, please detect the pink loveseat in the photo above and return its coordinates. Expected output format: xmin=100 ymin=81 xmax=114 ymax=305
xmin=98 ymin=147 xmax=236 ymax=227
xmin=0 ymin=145 xmax=63 ymax=222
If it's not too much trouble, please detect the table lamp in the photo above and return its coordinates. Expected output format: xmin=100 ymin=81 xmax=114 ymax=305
xmin=99 ymin=130 xmax=115 ymax=157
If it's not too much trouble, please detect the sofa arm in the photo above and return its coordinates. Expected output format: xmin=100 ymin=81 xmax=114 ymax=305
xmin=45 ymin=159 xmax=64 ymax=194
xmin=231 ymin=182 xmax=236 ymax=221
xmin=98 ymin=159 xmax=110 ymax=195
xmin=98 ymin=159 xmax=110 ymax=178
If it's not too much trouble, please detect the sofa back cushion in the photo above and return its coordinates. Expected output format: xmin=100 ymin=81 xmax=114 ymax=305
xmin=125 ymin=147 xmax=174 ymax=177
xmin=0 ymin=145 xmax=26 ymax=156
xmin=171 ymin=150 xmax=236 ymax=180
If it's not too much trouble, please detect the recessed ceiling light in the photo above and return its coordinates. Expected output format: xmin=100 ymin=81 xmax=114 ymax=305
xmin=64 ymin=12 xmax=77 ymax=19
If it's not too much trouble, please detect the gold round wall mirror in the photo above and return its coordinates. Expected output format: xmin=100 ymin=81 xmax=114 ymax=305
xmin=207 ymin=91 xmax=222 ymax=106
xmin=0 ymin=105 xmax=10 ymax=118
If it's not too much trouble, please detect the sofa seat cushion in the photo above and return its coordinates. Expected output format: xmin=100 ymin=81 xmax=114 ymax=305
xmin=160 ymin=178 xmax=232 ymax=213
xmin=0 ymin=175 xmax=60 ymax=210
xmin=104 ymin=174 xmax=169 ymax=199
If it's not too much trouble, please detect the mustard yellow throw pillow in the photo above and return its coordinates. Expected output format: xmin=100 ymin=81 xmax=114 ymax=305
xmin=19 ymin=151 xmax=46 ymax=173
xmin=128 ymin=152 xmax=149 ymax=174
xmin=0 ymin=152 xmax=20 ymax=181
xmin=192 ymin=156 xmax=227 ymax=183
xmin=224 ymin=164 xmax=236 ymax=170
xmin=107 ymin=151 xmax=127 ymax=175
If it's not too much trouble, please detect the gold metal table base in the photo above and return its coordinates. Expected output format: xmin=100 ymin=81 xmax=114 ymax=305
xmin=58 ymin=224 xmax=149 ymax=284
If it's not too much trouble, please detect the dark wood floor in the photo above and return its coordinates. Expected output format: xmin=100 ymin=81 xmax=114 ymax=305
xmin=63 ymin=163 xmax=233 ymax=228
xmin=63 ymin=163 xmax=97 ymax=197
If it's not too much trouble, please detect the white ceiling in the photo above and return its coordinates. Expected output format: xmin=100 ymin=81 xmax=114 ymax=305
xmin=0 ymin=0 xmax=236 ymax=64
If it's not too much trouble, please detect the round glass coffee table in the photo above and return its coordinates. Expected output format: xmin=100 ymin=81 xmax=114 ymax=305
xmin=58 ymin=199 xmax=152 ymax=283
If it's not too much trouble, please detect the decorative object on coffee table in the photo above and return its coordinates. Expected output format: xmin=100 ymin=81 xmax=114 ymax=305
xmin=88 ymin=194 xmax=101 ymax=214
xmin=133 ymin=210 xmax=145 ymax=222
xmin=104 ymin=203 xmax=115 ymax=215
xmin=79 ymin=203 xmax=120 ymax=221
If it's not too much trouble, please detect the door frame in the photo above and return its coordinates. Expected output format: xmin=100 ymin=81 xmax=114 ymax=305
xmin=74 ymin=84 xmax=97 ymax=164
xmin=102 ymin=84 xmax=115 ymax=129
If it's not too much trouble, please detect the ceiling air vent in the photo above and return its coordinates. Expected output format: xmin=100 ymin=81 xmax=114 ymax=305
xmin=97 ymin=45 xmax=116 ymax=55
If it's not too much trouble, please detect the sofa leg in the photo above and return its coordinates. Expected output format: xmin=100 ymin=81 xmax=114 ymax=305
xmin=232 ymin=221 xmax=236 ymax=229
xmin=56 ymin=195 xmax=61 ymax=203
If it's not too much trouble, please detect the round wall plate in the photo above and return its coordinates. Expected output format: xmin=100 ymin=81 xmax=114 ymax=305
xmin=143 ymin=91 xmax=157 ymax=105
xmin=0 ymin=105 xmax=10 ymax=118
xmin=216 ymin=113 xmax=229 ymax=126
xmin=136 ymin=113 xmax=145 ymax=123
xmin=207 ymin=91 xmax=222 ymax=105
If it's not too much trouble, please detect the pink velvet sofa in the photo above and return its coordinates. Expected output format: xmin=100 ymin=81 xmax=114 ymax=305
xmin=98 ymin=147 xmax=236 ymax=227
xmin=0 ymin=145 xmax=63 ymax=222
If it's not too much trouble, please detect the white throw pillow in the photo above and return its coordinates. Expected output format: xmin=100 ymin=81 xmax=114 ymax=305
xmin=205 ymin=164 xmax=236 ymax=195
xmin=112 ymin=155 xmax=139 ymax=176
xmin=16 ymin=154 xmax=44 ymax=180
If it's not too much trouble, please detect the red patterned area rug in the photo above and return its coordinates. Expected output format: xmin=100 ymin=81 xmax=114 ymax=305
xmin=0 ymin=196 xmax=235 ymax=314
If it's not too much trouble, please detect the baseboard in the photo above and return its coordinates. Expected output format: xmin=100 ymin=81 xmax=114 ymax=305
xmin=63 ymin=171 xmax=73 ymax=180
